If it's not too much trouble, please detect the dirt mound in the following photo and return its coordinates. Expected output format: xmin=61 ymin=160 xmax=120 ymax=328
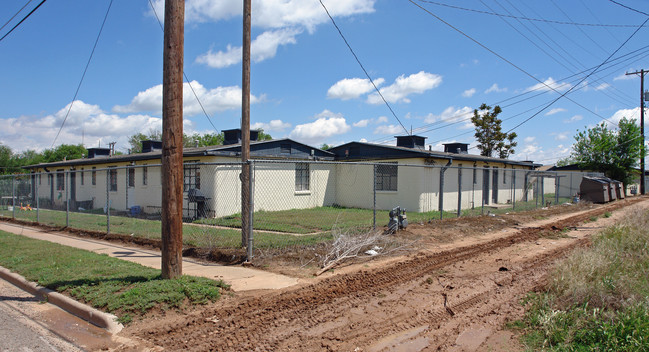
xmin=129 ymin=197 xmax=648 ymax=351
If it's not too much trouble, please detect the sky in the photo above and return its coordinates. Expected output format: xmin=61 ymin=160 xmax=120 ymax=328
xmin=1 ymin=0 xmax=648 ymax=165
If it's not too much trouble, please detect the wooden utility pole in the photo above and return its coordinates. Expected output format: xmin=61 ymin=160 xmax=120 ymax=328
xmin=627 ymin=69 xmax=647 ymax=195
xmin=161 ymin=0 xmax=184 ymax=279
xmin=241 ymin=0 xmax=252 ymax=251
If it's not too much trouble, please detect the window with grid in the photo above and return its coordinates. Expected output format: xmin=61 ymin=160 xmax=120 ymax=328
xmin=56 ymin=170 xmax=65 ymax=191
xmin=183 ymin=162 xmax=200 ymax=191
xmin=92 ymin=167 xmax=96 ymax=186
xmin=142 ymin=166 xmax=148 ymax=186
xmin=375 ymin=162 xmax=398 ymax=191
xmin=128 ymin=167 xmax=135 ymax=187
xmin=295 ymin=163 xmax=310 ymax=191
xmin=109 ymin=167 xmax=118 ymax=192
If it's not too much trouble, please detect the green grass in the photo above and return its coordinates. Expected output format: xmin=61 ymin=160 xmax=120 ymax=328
xmin=0 ymin=194 xmax=573 ymax=250
xmin=0 ymin=230 xmax=228 ymax=323
xmin=0 ymin=207 xmax=331 ymax=249
xmin=512 ymin=208 xmax=649 ymax=351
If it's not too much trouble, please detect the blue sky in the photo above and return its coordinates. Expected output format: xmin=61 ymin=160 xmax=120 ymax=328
xmin=1 ymin=0 xmax=648 ymax=165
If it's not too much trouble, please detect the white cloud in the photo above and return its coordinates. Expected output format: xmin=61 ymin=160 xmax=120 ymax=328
xmin=196 ymin=28 xmax=301 ymax=68
xmin=151 ymin=0 xmax=376 ymax=68
xmin=327 ymin=77 xmax=384 ymax=100
xmin=289 ymin=110 xmax=351 ymax=144
xmin=563 ymin=115 xmax=583 ymax=123
xmin=423 ymin=106 xmax=473 ymax=129
xmin=353 ymin=115 xmax=388 ymax=128
xmin=0 ymin=100 xmax=174 ymax=153
xmin=152 ymin=0 xmax=377 ymax=31
xmin=113 ymin=81 xmax=262 ymax=116
xmin=367 ymin=71 xmax=442 ymax=104
xmin=484 ymin=83 xmax=507 ymax=94
xmin=524 ymin=77 xmax=571 ymax=93
xmin=614 ymin=72 xmax=635 ymax=81
xmin=524 ymin=136 xmax=536 ymax=143
xmin=251 ymin=119 xmax=292 ymax=132
xmin=373 ymin=124 xmax=403 ymax=135
xmin=462 ymin=88 xmax=476 ymax=98
xmin=608 ymin=107 xmax=640 ymax=127
xmin=595 ymin=83 xmax=610 ymax=91
xmin=552 ymin=132 xmax=569 ymax=141
xmin=545 ymin=108 xmax=566 ymax=116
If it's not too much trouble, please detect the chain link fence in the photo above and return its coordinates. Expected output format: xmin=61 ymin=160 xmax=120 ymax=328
xmin=0 ymin=161 xmax=612 ymax=264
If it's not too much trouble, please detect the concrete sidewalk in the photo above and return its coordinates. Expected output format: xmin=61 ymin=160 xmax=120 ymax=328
xmin=0 ymin=222 xmax=298 ymax=292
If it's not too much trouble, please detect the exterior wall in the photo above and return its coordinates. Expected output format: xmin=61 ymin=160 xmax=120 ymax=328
xmin=250 ymin=161 xmax=336 ymax=216
xmin=27 ymin=154 xmax=537 ymax=217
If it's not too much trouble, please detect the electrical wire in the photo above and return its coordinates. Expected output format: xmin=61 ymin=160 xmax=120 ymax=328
xmin=416 ymin=0 xmax=647 ymax=28
xmin=505 ymin=16 xmax=649 ymax=133
xmin=0 ymin=0 xmax=47 ymax=43
xmin=318 ymin=0 xmax=414 ymax=142
xmin=0 ymin=0 xmax=34 ymax=33
xmin=51 ymin=0 xmax=113 ymax=148
xmin=408 ymin=0 xmax=647 ymax=134
xmin=147 ymin=0 xmax=219 ymax=134
xmin=608 ymin=0 xmax=649 ymax=17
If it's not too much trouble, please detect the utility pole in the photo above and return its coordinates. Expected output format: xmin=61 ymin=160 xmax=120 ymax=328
xmin=161 ymin=0 xmax=184 ymax=279
xmin=241 ymin=0 xmax=252 ymax=252
xmin=627 ymin=69 xmax=647 ymax=195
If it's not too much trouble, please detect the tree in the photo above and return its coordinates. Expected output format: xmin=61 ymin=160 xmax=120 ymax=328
xmin=128 ymin=129 xmax=163 ymax=153
xmin=555 ymin=157 xmax=575 ymax=167
xmin=257 ymin=129 xmax=272 ymax=141
xmin=183 ymin=132 xmax=224 ymax=148
xmin=571 ymin=117 xmax=645 ymax=187
xmin=41 ymin=144 xmax=87 ymax=163
xmin=320 ymin=143 xmax=331 ymax=150
xmin=471 ymin=103 xmax=517 ymax=159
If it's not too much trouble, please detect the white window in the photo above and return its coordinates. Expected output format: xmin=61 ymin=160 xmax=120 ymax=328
xmin=295 ymin=163 xmax=310 ymax=191
xmin=375 ymin=162 xmax=398 ymax=191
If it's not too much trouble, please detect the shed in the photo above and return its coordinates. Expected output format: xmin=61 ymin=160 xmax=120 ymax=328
xmin=580 ymin=176 xmax=610 ymax=203
xmin=613 ymin=180 xmax=625 ymax=199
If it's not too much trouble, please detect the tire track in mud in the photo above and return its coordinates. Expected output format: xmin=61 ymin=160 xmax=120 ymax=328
xmin=137 ymin=198 xmax=644 ymax=351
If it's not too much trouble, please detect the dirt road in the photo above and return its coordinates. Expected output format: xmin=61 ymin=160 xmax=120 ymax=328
xmin=129 ymin=198 xmax=648 ymax=351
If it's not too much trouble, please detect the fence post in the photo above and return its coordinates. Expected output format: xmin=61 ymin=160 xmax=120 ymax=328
xmin=12 ymin=175 xmax=15 ymax=219
xmin=541 ymin=177 xmax=545 ymax=207
xmin=511 ymin=169 xmax=516 ymax=210
xmin=555 ymin=175 xmax=560 ymax=205
xmin=36 ymin=174 xmax=39 ymax=223
xmin=373 ymin=164 xmax=376 ymax=229
xmin=106 ymin=169 xmax=110 ymax=234
xmin=439 ymin=161 xmax=452 ymax=220
xmin=524 ymin=172 xmax=529 ymax=202
xmin=457 ymin=166 xmax=462 ymax=218
xmin=247 ymin=160 xmax=254 ymax=261
xmin=66 ymin=171 xmax=70 ymax=227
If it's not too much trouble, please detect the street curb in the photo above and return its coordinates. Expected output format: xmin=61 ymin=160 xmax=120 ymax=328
xmin=0 ymin=266 xmax=123 ymax=334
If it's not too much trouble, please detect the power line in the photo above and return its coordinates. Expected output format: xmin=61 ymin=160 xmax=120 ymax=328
xmin=608 ymin=0 xmax=649 ymax=17
xmin=416 ymin=0 xmax=648 ymax=28
xmin=147 ymin=0 xmax=219 ymax=134
xmin=0 ymin=0 xmax=35 ymax=33
xmin=0 ymin=0 xmax=47 ymax=43
xmin=318 ymin=0 xmax=413 ymax=141
xmin=505 ymin=16 xmax=649 ymax=133
xmin=51 ymin=0 xmax=113 ymax=148
xmin=408 ymin=0 xmax=646 ymax=133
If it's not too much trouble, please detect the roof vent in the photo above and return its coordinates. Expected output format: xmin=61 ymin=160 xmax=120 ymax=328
xmin=87 ymin=147 xmax=111 ymax=159
xmin=142 ymin=140 xmax=162 ymax=153
xmin=443 ymin=143 xmax=469 ymax=154
xmin=222 ymin=128 xmax=261 ymax=145
xmin=395 ymin=135 xmax=427 ymax=149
